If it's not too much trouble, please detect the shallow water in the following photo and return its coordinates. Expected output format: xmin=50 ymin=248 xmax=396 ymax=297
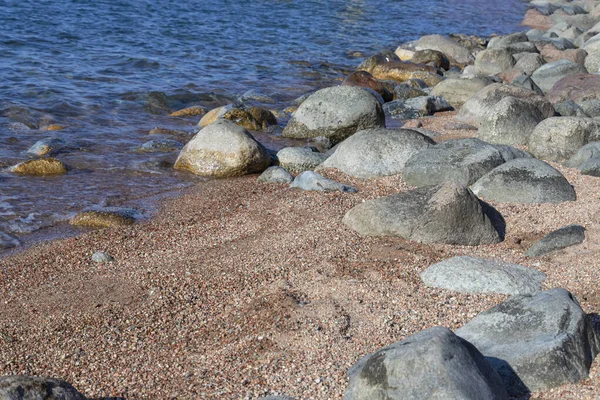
xmin=0 ymin=0 xmax=528 ymax=251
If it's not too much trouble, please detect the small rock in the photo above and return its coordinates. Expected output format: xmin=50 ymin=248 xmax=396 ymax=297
xmin=525 ymin=224 xmax=586 ymax=257
xmin=531 ymin=59 xmax=588 ymax=94
xmin=528 ymin=116 xmax=600 ymax=162
xmin=169 ymin=106 xmax=207 ymax=117
xmin=290 ymin=171 xmax=357 ymax=193
xmin=257 ymin=166 xmax=293 ymax=184
xmin=276 ymin=147 xmax=328 ymax=173
xmin=92 ymin=251 xmax=115 ymax=263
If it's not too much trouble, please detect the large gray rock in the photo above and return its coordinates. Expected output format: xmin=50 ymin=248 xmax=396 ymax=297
xmin=282 ymin=86 xmax=385 ymax=144
xmin=514 ymin=53 xmax=546 ymax=75
xmin=430 ymin=77 xmax=493 ymax=108
xmin=471 ymin=158 xmax=576 ymax=204
xmin=345 ymin=326 xmax=508 ymax=400
xmin=290 ymin=171 xmax=357 ymax=193
xmin=414 ymin=35 xmax=475 ymax=65
xmin=528 ymin=116 xmax=600 ymax=162
xmin=174 ymin=119 xmax=271 ymax=178
xmin=475 ymin=49 xmax=516 ymax=76
xmin=402 ymin=138 xmax=506 ymax=187
xmin=420 ymin=256 xmax=546 ymax=295
xmin=584 ymin=51 xmax=600 ymax=74
xmin=316 ymin=128 xmax=435 ymax=179
xmin=257 ymin=166 xmax=293 ymax=184
xmin=487 ymin=32 xmax=530 ymax=50
xmin=342 ymin=182 xmax=502 ymax=245
xmin=0 ymin=375 xmax=87 ymax=400
xmin=457 ymin=83 xmax=555 ymax=127
xmin=525 ymin=224 xmax=586 ymax=257
xmin=457 ymin=289 xmax=600 ymax=397
xmin=477 ymin=96 xmax=545 ymax=146
xmin=276 ymin=147 xmax=328 ymax=173
xmin=564 ymin=142 xmax=600 ymax=175
xmin=531 ymin=59 xmax=588 ymax=93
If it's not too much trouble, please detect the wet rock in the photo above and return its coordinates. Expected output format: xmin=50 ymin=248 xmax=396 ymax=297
xmin=525 ymin=224 xmax=586 ymax=257
xmin=528 ymin=116 xmax=600 ymax=162
xmin=471 ymin=158 xmax=576 ymax=204
xmin=531 ymin=59 xmax=588 ymax=93
xmin=393 ymin=84 xmax=427 ymax=100
xmin=357 ymin=51 xmax=401 ymax=73
xmin=175 ymin=119 xmax=271 ymax=178
xmin=10 ymin=158 xmax=67 ymax=176
xmin=148 ymin=127 xmax=191 ymax=136
xmin=368 ymin=61 xmax=440 ymax=83
xmin=317 ymin=128 xmax=434 ymax=179
xmin=145 ymin=91 xmax=171 ymax=114
xmin=0 ymin=231 xmax=20 ymax=249
xmin=169 ymin=106 xmax=207 ymax=117
xmin=546 ymin=73 xmax=600 ymax=104
xmin=276 ymin=147 xmax=328 ymax=173
xmin=257 ymin=166 xmax=293 ymax=184
xmin=282 ymin=86 xmax=385 ymax=144
xmin=457 ymin=289 xmax=600 ymax=397
xmin=290 ymin=171 xmax=357 ymax=193
xmin=343 ymin=182 xmax=502 ymax=245
xmin=92 ymin=251 xmax=115 ymax=263
xmin=414 ymin=34 xmax=475 ymax=65
xmin=137 ymin=139 xmax=183 ymax=153
xmin=345 ymin=327 xmax=508 ymax=400
xmin=475 ymin=49 xmax=516 ymax=76
xmin=71 ymin=208 xmax=137 ymax=228
xmin=343 ymin=71 xmax=393 ymax=102
xmin=0 ymin=375 xmax=87 ymax=400
xmin=239 ymin=89 xmax=275 ymax=104
xmin=430 ymin=77 xmax=493 ymax=108
xmin=198 ymin=104 xmax=232 ymax=128
xmin=411 ymin=49 xmax=450 ymax=70
xmin=514 ymin=53 xmax=546 ymax=75
xmin=421 ymin=256 xmax=546 ymax=295
xmin=27 ymin=138 xmax=65 ymax=156
xmin=222 ymin=105 xmax=277 ymax=131
xmin=510 ymin=74 xmax=544 ymax=95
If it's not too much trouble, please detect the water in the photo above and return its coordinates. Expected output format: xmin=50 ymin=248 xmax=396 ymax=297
xmin=0 ymin=0 xmax=528 ymax=251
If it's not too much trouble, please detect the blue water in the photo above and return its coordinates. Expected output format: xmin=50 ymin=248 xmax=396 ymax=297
xmin=0 ymin=0 xmax=528 ymax=249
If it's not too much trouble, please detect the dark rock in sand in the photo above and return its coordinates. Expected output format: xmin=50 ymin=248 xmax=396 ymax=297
xmin=528 ymin=116 xmax=600 ymax=162
xmin=531 ymin=59 xmax=588 ymax=93
xmin=257 ymin=166 xmax=293 ymax=184
xmin=525 ymin=224 xmax=586 ymax=257
xmin=393 ymin=84 xmax=427 ymax=101
xmin=0 ymin=375 xmax=87 ymax=400
xmin=138 ymin=139 xmax=183 ymax=153
xmin=343 ymin=71 xmax=393 ymax=102
xmin=27 ymin=138 xmax=65 ymax=156
xmin=276 ymin=147 xmax=328 ymax=173
xmin=290 ymin=171 xmax=357 ymax=193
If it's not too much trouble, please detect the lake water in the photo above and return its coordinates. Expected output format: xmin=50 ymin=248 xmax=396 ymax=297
xmin=0 ymin=0 xmax=528 ymax=251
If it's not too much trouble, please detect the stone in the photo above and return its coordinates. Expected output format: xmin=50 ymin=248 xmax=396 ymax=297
xmin=420 ymin=256 xmax=546 ymax=295
xmin=169 ymin=106 xmax=207 ymax=117
xmin=514 ymin=53 xmax=546 ymax=75
xmin=477 ymin=96 xmax=545 ymax=146
xmin=487 ymin=32 xmax=529 ymax=50
xmin=27 ymin=138 xmax=65 ymax=156
xmin=342 ymin=182 xmax=502 ymax=245
xmin=402 ymin=138 xmax=506 ymax=187
xmin=528 ymin=117 xmax=600 ymax=162
xmin=10 ymin=158 xmax=67 ymax=176
xmin=394 ymin=48 xmax=416 ymax=61
xmin=282 ymin=86 xmax=385 ymax=144
xmin=411 ymin=49 xmax=450 ymax=70
xmin=257 ymin=166 xmax=293 ymax=184
xmin=71 ymin=208 xmax=138 ymax=228
xmin=525 ymin=224 xmax=586 ymax=257
xmin=175 ymin=119 xmax=271 ymax=178
xmin=546 ymin=73 xmax=600 ymax=104
xmin=316 ymin=128 xmax=435 ymax=179
xmin=522 ymin=8 xmax=553 ymax=31
xmin=358 ymin=51 xmax=401 ymax=73
xmin=404 ymin=96 xmax=453 ymax=115
xmin=92 ymin=251 xmax=115 ymax=263
xmin=414 ymin=34 xmax=475 ymax=65
xmin=198 ymin=105 xmax=231 ymax=128
xmin=565 ymin=141 xmax=600 ymax=169
xmin=555 ymin=99 xmax=589 ymax=117
xmin=580 ymin=99 xmax=600 ymax=117
xmin=276 ymin=147 xmax=328 ymax=173
xmin=383 ymin=101 xmax=422 ymax=120
xmin=393 ymin=84 xmax=427 ymax=100
xmin=471 ymin=158 xmax=576 ymax=204
xmin=489 ymin=144 xmax=532 ymax=162
xmin=343 ymin=71 xmax=393 ymax=102
xmin=510 ymin=74 xmax=544 ymax=95
xmin=539 ymin=47 xmax=588 ymax=65
xmin=531 ymin=59 xmax=588 ymax=93
xmin=345 ymin=326 xmax=508 ymax=400
xmin=584 ymin=52 xmax=600 ymax=74
xmin=457 ymin=289 xmax=600 ymax=397
xmin=0 ymin=375 xmax=87 ymax=400
xmin=0 ymin=231 xmax=20 ymax=249
xmin=137 ymin=139 xmax=183 ymax=153
xmin=430 ymin=77 xmax=493 ymax=108
xmin=475 ymin=49 xmax=516 ymax=76
xmin=369 ymin=61 xmax=440 ymax=83
xmin=290 ymin=171 xmax=357 ymax=193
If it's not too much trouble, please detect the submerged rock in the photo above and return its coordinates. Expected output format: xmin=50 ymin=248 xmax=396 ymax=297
xmin=71 ymin=208 xmax=138 ymax=228
xmin=10 ymin=158 xmax=67 ymax=176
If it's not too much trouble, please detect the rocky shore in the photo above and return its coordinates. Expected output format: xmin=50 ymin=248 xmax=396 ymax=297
xmin=3 ymin=0 xmax=600 ymax=398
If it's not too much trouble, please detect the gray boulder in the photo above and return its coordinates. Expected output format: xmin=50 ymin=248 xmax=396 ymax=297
xmin=345 ymin=326 xmax=508 ymax=400
xmin=584 ymin=51 xmax=600 ymax=74
xmin=525 ymin=224 xmax=586 ymax=257
xmin=282 ymin=86 xmax=385 ymax=144
xmin=514 ymin=53 xmax=546 ymax=75
xmin=564 ymin=141 xmax=600 ymax=168
xmin=489 ymin=144 xmax=532 ymax=162
xmin=471 ymin=158 xmax=576 ymax=204
xmin=579 ymin=99 xmax=600 ymax=118
xmin=457 ymin=289 xmax=600 ymax=397
xmin=316 ymin=128 xmax=435 ymax=179
xmin=430 ymin=77 xmax=493 ymax=108
xmin=290 ymin=171 xmax=357 ymax=193
xmin=402 ymin=138 xmax=505 ymax=187
xmin=138 ymin=139 xmax=183 ymax=153
xmin=414 ymin=35 xmax=475 ymax=65
xmin=384 ymin=96 xmax=453 ymax=120
xmin=531 ymin=60 xmax=588 ymax=93
xmin=276 ymin=147 xmax=328 ymax=173
xmin=477 ymin=96 xmax=545 ymax=146
xmin=475 ymin=49 xmax=516 ymax=76
xmin=528 ymin=117 xmax=600 ymax=162
xmin=342 ymin=182 xmax=502 ymax=245
xmin=257 ymin=166 xmax=293 ymax=184
xmin=0 ymin=375 xmax=87 ymax=400
xmin=487 ymin=32 xmax=529 ymax=50
xmin=421 ymin=256 xmax=546 ymax=295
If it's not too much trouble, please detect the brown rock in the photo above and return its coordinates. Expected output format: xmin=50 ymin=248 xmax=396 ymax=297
xmin=539 ymin=44 xmax=588 ymax=65
xmin=357 ymin=51 xmax=400 ymax=74
xmin=343 ymin=71 xmax=393 ymax=101
xmin=411 ymin=49 xmax=450 ymax=70
xmin=71 ymin=210 xmax=135 ymax=228
xmin=223 ymin=106 xmax=277 ymax=131
xmin=169 ymin=106 xmax=207 ymax=117
xmin=370 ymin=61 xmax=440 ymax=84
xmin=10 ymin=158 xmax=67 ymax=176
xmin=521 ymin=8 xmax=552 ymax=30
xmin=546 ymin=73 xmax=600 ymax=104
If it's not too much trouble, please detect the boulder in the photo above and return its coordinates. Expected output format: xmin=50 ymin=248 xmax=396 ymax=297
xmin=257 ymin=166 xmax=293 ymax=184
xmin=342 ymin=182 xmax=502 ymax=245
xmin=414 ymin=35 xmax=475 ymax=65
xmin=345 ymin=327 xmax=508 ymax=400
xmin=525 ymin=224 xmax=586 ymax=257
xmin=369 ymin=61 xmax=440 ymax=83
xmin=393 ymin=84 xmax=427 ymax=100
xmin=584 ymin=52 xmax=600 ymax=74
xmin=430 ymin=77 xmax=493 ymax=108
xmin=282 ymin=86 xmax=385 ymax=144
xmin=471 ymin=158 xmax=576 ymax=204
xmin=174 ymin=119 xmax=271 ymax=178
xmin=358 ymin=51 xmax=401 ymax=73
xmin=539 ymin=46 xmax=588 ymax=65
xmin=0 ymin=376 xmax=87 ymax=400
xmin=555 ymin=99 xmax=589 ymax=117
xmin=489 ymin=144 xmax=532 ymax=162
xmin=546 ymin=73 xmax=600 ymax=104
xmin=564 ymin=141 xmax=600 ymax=170
xmin=402 ymin=138 xmax=506 ymax=187
xmin=457 ymin=289 xmax=600 ymax=396
xmin=276 ymin=147 xmax=328 ymax=173
xmin=316 ymin=128 xmax=435 ymax=179
xmin=531 ymin=59 xmax=588 ymax=93
xmin=528 ymin=116 xmax=600 ymax=162
xmin=290 ymin=171 xmax=357 ymax=193
xmin=514 ymin=53 xmax=546 ymax=75
xmin=10 ymin=158 xmax=67 ymax=176
xmin=580 ymin=99 xmax=600 ymax=117
xmin=411 ymin=49 xmax=450 ymax=70
xmin=487 ymin=32 xmax=530 ymax=50
xmin=137 ymin=139 xmax=183 ymax=153
xmin=71 ymin=208 xmax=138 ymax=228
xmin=475 ymin=49 xmax=516 ymax=76
xmin=198 ymin=104 xmax=276 ymax=131
xmin=198 ymin=104 xmax=231 ymax=127
xmin=343 ymin=71 xmax=393 ymax=102
xmin=477 ymin=97 xmax=545 ymax=146
xmin=510 ymin=74 xmax=544 ymax=95
xmin=420 ymin=256 xmax=546 ymax=295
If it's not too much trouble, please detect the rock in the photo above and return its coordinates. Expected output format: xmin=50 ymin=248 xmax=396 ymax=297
xmin=449 ymin=33 xmax=488 ymax=51
xmin=402 ymin=138 xmax=506 ymax=187
xmin=369 ymin=61 xmax=440 ymax=83
xmin=222 ymin=105 xmax=277 ymax=131
xmin=430 ymin=77 xmax=493 ymax=108
xmin=259 ymin=396 xmax=295 ymax=400
xmin=393 ymin=84 xmax=427 ymax=100
xmin=316 ymin=128 xmax=435 ymax=179
xmin=257 ymin=166 xmax=293 ymax=184
xmin=343 ymin=71 xmax=393 ymax=102
xmin=290 ymin=171 xmax=357 ymax=193
xmin=239 ymin=89 xmax=275 ymax=104
xmin=421 ymin=256 xmax=546 ymax=295
xmin=282 ymin=86 xmax=385 ymax=144
xmin=514 ymin=53 xmax=546 ymax=75
xmin=555 ymin=99 xmax=589 ymax=117
xmin=175 ymin=119 xmax=271 ymax=178
xmin=404 ymin=96 xmax=453 ymax=114
xmin=358 ymin=51 xmax=401 ymax=73
xmin=169 ymin=106 xmax=207 ymax=117
xmin=477 ymin=96 xmax=545 ymax=146
xmin=579 ymin=99 xmax=600 ymax=117
xmin=584 ymin=52 xmax=600 ymax=73
xmin=198 ymin=105 xmax=231 ymax=127
xmin=383 ymin=101 xmax=422 ymax=120
xmin=276 ymin=147 xmax=328 ymax=173
xmin=10 ymin=158 xmax=67 ymax=176
xmin=471 ymin=158 xmax=576 ymax=204
xmin=137 ymin=139 xmax=183 ymax=153
xmin=148 ymin=127 xmax=190 ymax=137
xmin=475 ymin=49 xmax=516 ymax=76
xmin=0 ymin=375 xmax=87 ymax=400
xmin=27 ymin=138 xmax=65 ymax=156
xmin=71 ymin=208 xmax=137 ymax=228
xmin=443 ymin=122 xmax=478 ymax=131
xmin=345 ymin=326 xmax=508 ymax=400
xmin=457 ymin=83 xmax=555 ymax=127
xmin=565 ymin=141 xmax=600 ymax=170
xmin=411 ymin=49 xmax=450 ymax=70
xmin=414 ymin=34 xmax=475 ymax=65
xmin=531 ymin=59 xmax=588 ymax=93
xmin=342 ymin=182 xmax=502 ymax=245
xmin=407 ymin=70 xmax=444 ymax=86
xmin=522 ymin=8 xmax=553 ymax=31
xmin=528 ymin=116 xmax=600 ymax=162
xmin=0 ymin=231 xmax=20 ymax=249
xmin=525 ymin=224 xmax=586 ymax=257
xmin=457 ymin=289 xmax=600 ymax=396
xmin=546 ymin=73 xmax=600 ymax=104
xmin=510 ymin=74 xmax=544 ymax=95
xmin=487 ymin=32 xmax=529 ymax=49
xmin=394 ymin=48 xmax=415 ymax=60
xmin=92 ymin=251 xmax=115 ymax=263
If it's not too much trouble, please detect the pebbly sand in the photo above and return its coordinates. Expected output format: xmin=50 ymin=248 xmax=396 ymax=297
xmin=1 ymin=112 xmax=599 ymax=399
